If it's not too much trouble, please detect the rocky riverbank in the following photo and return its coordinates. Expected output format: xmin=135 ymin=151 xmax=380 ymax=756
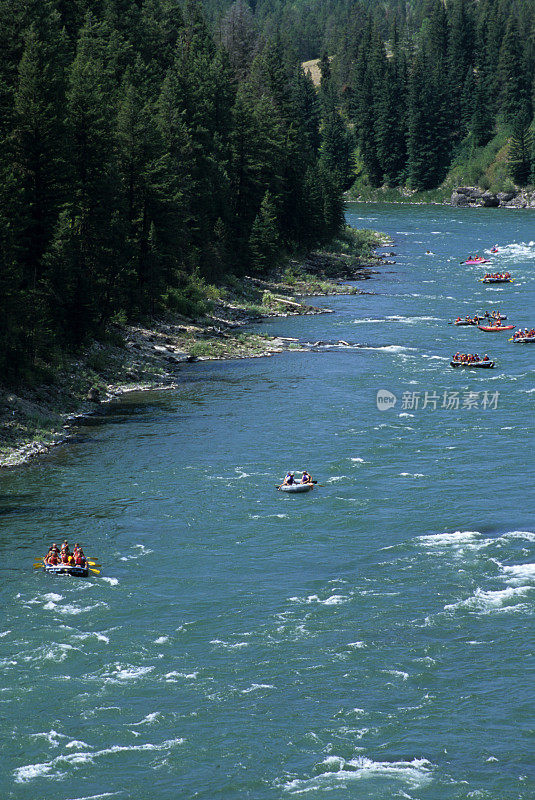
xmin=0 ymin=247 xmax=384 ymax=468
xmin=450 ymin=186 xmax=535 ymax=208
xmin=348 ymin=185 xmax=535 ymax=208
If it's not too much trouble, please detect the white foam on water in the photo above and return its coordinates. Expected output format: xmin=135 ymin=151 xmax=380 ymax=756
xmin=14 ymin=738 xmax=184 ymax=783
xmin=154 ymin=636 xmax=168 ymax=644
xmin=398 ymin=413 xmax=414 ymax=418
xmin=327 ymin=476 xmax=346 ymax=483
xmin=65 ymin=740 xmax=90 ymax=750
xmin=120 ymin=545 xmax=153 ymax=561
xmin=385 ymin=315 xmax=441 ymax=324
xmin=111 ymin=665 xmax=154 ymax=681
xmin=445 ymin=586 xmax=533 ymax=613
xmin=13 ymin=762 xmax=58 ymax=782
xmin=42 ymin=643 xmax=76 ymax=663
xmin=42 ymin=593 xmax=64 ymax=602
xmin=250 ymin=513 xmax=288 ymax=519
xmin=499 ymin=530 xmax=535 ymax=543
xmin=30 ymin=729 xmax=65 ymax=747
xmin=74 ymin=631 xmax=110 ymax=644
xmin=498 ymin=241 xmax=535 ymax=259
xmin=360 ymin=345 xmax=417 ymax=354
xmin=210 ymin=639 xmax=249 ymax=649
xmin=0 ymin=629 xmax=11 ymax=637
xmin=305 ymin=594 xmax=349 ymax=606
xmin=346 ymin=641 xmax=366 ymax=649
xmin=281 ymin=756 xmax=434 ymax=794
xmin=165 ymin=670 xmax=198 ymax=681
xmin=399 ymin=473 xmax=425 ymax=478
xmin=351 ymin=318 xmax=386 ymax=324
xmin=501 ymin=563 xmax=535 ymax=584
xmin=383 ymin=669 xmax=409 ymax=680
xmin=64 ymin=794 xmax=121 ymax=800
xmin=101 ymin=577 xmax=118 ymax=586
xmin=131 ymin=712 xmax=161 ymax=726
xmin=56 ymin=602 xmax=107 ymax=616
xmin=240 ymin=683 xmax=275 ymax=694
xmin=418 ymin=530 xmax=481 ymax=547
xmin=350 ymin=458 xmax=367 ymax=463
xmin=64 ymin=794 xmax=122 ymax=800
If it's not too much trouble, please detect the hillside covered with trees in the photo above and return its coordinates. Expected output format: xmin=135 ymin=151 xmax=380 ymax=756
xmin=0 ymin=0 xmax=351 ymax=383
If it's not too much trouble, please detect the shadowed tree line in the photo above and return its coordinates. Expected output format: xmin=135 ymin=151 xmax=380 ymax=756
xmin=0 ymin=0 xmax=349 ymax=382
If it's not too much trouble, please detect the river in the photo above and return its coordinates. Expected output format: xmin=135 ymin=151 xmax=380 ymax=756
xmin=1 ymin=203 xmax=533 ymax=799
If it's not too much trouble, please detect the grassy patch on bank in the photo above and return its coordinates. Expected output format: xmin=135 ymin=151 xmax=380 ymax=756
xmin=348 ymin=127 xmax=529 ymax=203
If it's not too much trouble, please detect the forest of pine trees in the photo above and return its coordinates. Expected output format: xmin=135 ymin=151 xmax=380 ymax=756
xmin=1 ymin=0 xmax=535 ymax=383
xmin=0 ymin=0 xmax=347 ymax=381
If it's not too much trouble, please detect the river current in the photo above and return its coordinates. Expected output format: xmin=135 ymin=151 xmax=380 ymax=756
xmin=1 ymin=204 xmax=534 ymax=799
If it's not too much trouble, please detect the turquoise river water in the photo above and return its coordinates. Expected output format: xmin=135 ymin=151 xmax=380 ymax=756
xmin=0 ymin=204 xmax=534 ymax=800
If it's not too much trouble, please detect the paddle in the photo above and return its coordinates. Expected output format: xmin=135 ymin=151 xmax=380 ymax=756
xmin=89 ymin=567 xmax=101 ymax=575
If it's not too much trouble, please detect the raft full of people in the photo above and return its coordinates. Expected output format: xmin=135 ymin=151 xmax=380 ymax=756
xmin=451 ymin=353 xmax=495 ymax=368
xmin=464 ymin=255 xmax=490 ymax=264
xmin=510 ymin=328 xmax=535 ymax=343
xmin=277 ymin=471 xmax=314 ymax=493
xmin=453 ymin=311 xmax=507 ymax=326
xmin=40 ymin=541 xmax=90 ymax=576
xmin=480 ymin=272 xmax=513 ymax=283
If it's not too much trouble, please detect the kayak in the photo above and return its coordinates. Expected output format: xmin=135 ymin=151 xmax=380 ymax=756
xmin=451 ymin=360 xmax=495 ymax=368
xmin=477 ymin=324 xmax=515 ymax=332
xmin=278 ymin=483 xmax=314 ymax=493
xmin=44 ymin=564 xmax=89 ymax=577
xmin=509 ymin=335 xmax=535 ymax=343
xmin=464 ymin=258 xmax=490 ymax=265
xmin=480 ymin=277 xmax=513 ymax=283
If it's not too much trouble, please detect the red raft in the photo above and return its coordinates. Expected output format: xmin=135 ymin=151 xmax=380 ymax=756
xmin=477 ymin=324 xmax=515 ymax=332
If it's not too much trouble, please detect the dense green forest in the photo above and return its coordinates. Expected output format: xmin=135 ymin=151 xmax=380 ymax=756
xmin=1 ymin=0 xmax=535 ymax=383
xmin=212 ymin=0 xmax=535 ymax=193
xmin=0 ymin=0 xmax=349 ymax=381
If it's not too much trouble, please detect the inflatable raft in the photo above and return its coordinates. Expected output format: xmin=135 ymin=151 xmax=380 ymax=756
xmin=278 ymin=483 xmax=314 ymax=493
xmin=477 ymin=324 xmax=515 ymax=332
xmin=44 ymin=564 xmax=89 ymax=577
xmin=451 ymin=360 xmax=495 ymax=368
xmin=464 ymin=258 xmax=489 ymax=265
xmin=480 ymin=277 xmax=513 ymax=283
xmin=510 ymin=335 xmax=535 ymax=343
xmin=454 ymin=319 xmax=478 ymax=326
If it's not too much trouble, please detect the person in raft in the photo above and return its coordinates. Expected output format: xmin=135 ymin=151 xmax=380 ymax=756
xmin=60 ymin=541 xmax=75 ymax=564
xmin=44 ymin=544 xmax=60 ymax=565
xmin=301 ymin=471 xmax=312 ymax=484
xmin=45 ymin=542 xmax=87 ymax=566
xmin=282 ymin=472 xmax=295 ymax=486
